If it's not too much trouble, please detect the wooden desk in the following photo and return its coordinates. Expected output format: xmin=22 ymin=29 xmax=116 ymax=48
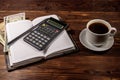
xmin=0 ymin=0 xmax=120 ymax=80
xmin=0 ymin=11 xmax=120 ymax=80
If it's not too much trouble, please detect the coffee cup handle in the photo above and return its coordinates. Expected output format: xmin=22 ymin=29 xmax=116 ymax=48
xmin=109 ymin=27 xmax=117 ymax=36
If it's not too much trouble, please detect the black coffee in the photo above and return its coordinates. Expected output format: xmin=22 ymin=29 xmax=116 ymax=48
xmin=89 ymin=23 xmax=109 ymax=34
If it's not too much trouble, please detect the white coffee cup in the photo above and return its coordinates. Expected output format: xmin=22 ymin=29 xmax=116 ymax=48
xmin=86 ymin=19 xmax=117 ymax=47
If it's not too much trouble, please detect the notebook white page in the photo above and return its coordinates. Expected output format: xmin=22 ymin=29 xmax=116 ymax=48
xmin=45 ymin=30 xmax=74 ymax=57
xmin=6 ymin=20 xmax=32 ymax=43
xmin=8 ymin=15 xmax=74 ymax=65
xmin=8 ymin=15 xmax=59 ymax=66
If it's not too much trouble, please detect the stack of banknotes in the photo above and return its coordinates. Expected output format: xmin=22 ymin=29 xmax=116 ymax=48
xmin=0 ymin=13 xmax=25 ymax=52
xmin=0 ymin=22 xmax=5 ymax=46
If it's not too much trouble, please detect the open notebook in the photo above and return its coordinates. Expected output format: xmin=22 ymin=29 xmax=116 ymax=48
xmin=5 ymin=15 xmax=77 ymax=71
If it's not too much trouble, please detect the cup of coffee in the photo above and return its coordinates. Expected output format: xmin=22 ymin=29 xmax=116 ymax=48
xmin=86 ymin=19 xmax=117 ymax=47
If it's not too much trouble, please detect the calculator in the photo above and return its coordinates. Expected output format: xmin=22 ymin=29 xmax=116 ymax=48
xmin=23 ymin=17 xmax=68 ymax=51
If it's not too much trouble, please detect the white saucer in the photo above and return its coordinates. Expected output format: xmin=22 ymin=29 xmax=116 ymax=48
xmin=79 ymin=28 xmax=114 ymax=51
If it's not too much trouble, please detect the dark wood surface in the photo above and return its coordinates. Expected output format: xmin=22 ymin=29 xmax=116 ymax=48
xmin=0 ymin=0 xmax=120 ymax=12
xmin=0 ymin=0 xmax=120 ymax=80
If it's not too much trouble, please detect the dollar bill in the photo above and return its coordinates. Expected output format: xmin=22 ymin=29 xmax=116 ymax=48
xmin=4 ymin=12 xmax=25 ymax=25
xmin=0 ymin=22 xmax=5 ymax=32
xmin=0 ymin=21 xmax=5 ymax=46
xmin=3 ymin=12 xmax=25 ymax=52
xmin=0 ymin=30 xmax=5 ymax=46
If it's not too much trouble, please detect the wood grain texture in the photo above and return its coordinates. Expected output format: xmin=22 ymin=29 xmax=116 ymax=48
xmin=0 ymin=0 xmax=119 ymax=11
xmin=0 ymin=11 xmax=120 ymax=80
xmin=0 ymin=0 xmax=120 ymax=80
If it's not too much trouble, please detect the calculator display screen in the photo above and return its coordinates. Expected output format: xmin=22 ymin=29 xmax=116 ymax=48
xmin=47 ymin=19 xmax=63 ymax=29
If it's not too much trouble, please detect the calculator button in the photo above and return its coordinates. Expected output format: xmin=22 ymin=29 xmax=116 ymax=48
xmin=38 ymin=36 xmax=41 ymax=39
xmin=41 ymin=42 xmax=45 ymax=45
xmin=28 ymin=35 xmax=32 ymax=37
xmin=35 ymin=42 xmax=39 ymax=45
xmin=31 ymin=33 xmax=35 ymax=35
xmin=30 ymin=39 xmax=33 ymax=41
xmin=38 ymin=40 xmax=41 ymax=43
xmin=39 ymin=44 xmax=42 ymax=47
xmin=37 ymin=32 xmax=40 ymax=35
xmin=32 ymin=37 xmax=35 ymax=39
xmin=46 ymin=37 xmax=50 ymax=40
xmin=26 ymin=37 xmax=29 ymax=40
xmin=34 ymin=31 xmax=37 ymax=33
xmin=55 ymin=30 xmax=59 ymax=33
xmin=41 ymin=38 xmax=44 ymax=41
xmin=40 ymin=34 xmax=43 ymax=37
xmin=44 ymin=40 xmax=48 ymax=42
xmin=42 ymin=23 xmax=46 ymax=27
xmin=34 ymin=34 xmax=37 ymax=37
xmin=35 ymin=38 xmax=38 ymax=41
xmin=32 ymin=41 xmax=36 ymax=43
xmin=43 ymin=35 xmax=47 ymax=38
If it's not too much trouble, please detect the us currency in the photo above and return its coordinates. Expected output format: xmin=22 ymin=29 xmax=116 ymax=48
xmin=0 ymin=22 xmax=5 ymax=46
xmin=4 ymin=12 xmax=25 ymax=52
xmin=0 ymin=31 xmax=5 ymax=46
